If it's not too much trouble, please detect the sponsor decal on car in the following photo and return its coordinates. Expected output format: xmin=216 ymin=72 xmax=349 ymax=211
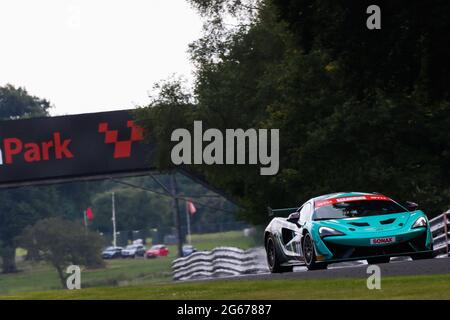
xmin=370 ymin=237 xmax=396 ymax=245
xmin=315 ymin=195 xmax=391 ymax=208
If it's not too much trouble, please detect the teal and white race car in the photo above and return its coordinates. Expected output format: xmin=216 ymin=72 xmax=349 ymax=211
xmin=264 ymin=192 xmax=434 ymax=272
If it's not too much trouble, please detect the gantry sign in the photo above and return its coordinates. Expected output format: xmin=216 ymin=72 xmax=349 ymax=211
xmin=0 ymin=109 xmax=154 ymax=188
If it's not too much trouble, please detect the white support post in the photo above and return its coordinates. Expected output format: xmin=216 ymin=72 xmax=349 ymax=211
xmin=112 ymin=192 xmax=117 ymax=247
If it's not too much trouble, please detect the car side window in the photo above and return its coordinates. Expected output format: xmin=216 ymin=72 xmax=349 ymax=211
xmin=299 ymin=202 xmax=312 ymax=225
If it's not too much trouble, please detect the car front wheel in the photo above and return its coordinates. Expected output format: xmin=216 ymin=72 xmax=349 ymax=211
xmin=303 ymin=233 xmax=327 ymax=271
xmin=367 ymin=257 xmax=390 ymax=264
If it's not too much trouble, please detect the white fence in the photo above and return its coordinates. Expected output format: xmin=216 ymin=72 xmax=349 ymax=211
xmin=430 ymin=209 xmax=450 ymax=257
xmin=171 ymin=247 xmax=268 ymax=281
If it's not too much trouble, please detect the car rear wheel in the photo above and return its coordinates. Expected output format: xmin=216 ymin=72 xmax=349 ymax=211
xmin=266 ymin=235 xmax=293 ymax=273
xmin=303 ymin=233 xmax=327 ymax=271
xmin=367 ymin=257 xmax=390 ymax=264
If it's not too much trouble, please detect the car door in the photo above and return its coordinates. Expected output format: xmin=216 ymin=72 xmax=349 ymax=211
xmin=279 ymin=207 xmax=304 ymax=258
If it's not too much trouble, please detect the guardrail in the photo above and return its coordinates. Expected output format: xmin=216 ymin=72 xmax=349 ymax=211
xmin=172 ymin=247 xmax=268 ymax=281
xmin=430 ymin=210 xmax=450 ymax=257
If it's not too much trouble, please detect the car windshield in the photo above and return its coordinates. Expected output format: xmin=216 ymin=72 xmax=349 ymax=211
xmin=150 ymin=245 xmax=163 ymax=250
xmin=313 ymin=200 xmax=406 ymax=220
xmin=125 ymin=245 xmax=137 ymax=250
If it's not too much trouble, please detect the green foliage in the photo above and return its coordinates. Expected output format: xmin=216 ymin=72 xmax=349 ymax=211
xmin=272 ymin=0 xmax=450 ymax=100
xmin=136 ymin=0 xmax=450 ymax=225
xmin=0 ymin=84 xmax=54 ymax=273
xmin=0 ymin=230 xmax=253 ymax=295
xmin=89 ymin=174 xmax=239 ymax=241
xmin=135 ymin=78 xmax=196 ymax=171
xmin=0 ymin=84 xmax=51 ymax=119
xmin=18 ymin=217 xmax=105 ymax=288
xmin=91 ymin=188 xmax=171 ymax=233
xmin=0 ymin=85 xmax=100 ymax=273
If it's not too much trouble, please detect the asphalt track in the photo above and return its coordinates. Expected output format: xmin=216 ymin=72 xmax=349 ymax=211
xmin=228 ymin=257 xmax=450 ymax=281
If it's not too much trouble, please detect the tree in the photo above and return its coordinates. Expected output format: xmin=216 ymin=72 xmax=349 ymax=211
xmin=0 ymin=84 xmax=50 ymax=119
xmin=271 ymin=0 xmax=450 ymax=100
xmin=18 ymin=218 xmax=105 ymax=288
xmin=0 ymin=84 xmax=53 ymax=272
xmin=91 ymin=188 xmax=171 ymax=233
xmin=0 ymin=86 xmax=97 ymax=273
xmin=136 ymin=0 xmax=450 ymax=225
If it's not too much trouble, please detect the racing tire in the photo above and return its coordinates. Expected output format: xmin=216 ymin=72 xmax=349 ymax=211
xmin=411 ymin=245 xmax=435 ymax=260
xmin=266 ymin=235 xmax=293 ymax=273
xmin=411 ymin=251 xmax=434 ymax=260
xmin=366 ymin=257 xmax=390 ymax=264
xmin=303 ymin=233 xmax=327 ymax=271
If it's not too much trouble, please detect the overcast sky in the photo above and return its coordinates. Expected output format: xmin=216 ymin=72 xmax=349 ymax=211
xmin=0 ymin=0 xmax=203 ymax=116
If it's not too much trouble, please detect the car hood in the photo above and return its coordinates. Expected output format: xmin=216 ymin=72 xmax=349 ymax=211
xmin=314 ymin=211 xmax=419 ymax=234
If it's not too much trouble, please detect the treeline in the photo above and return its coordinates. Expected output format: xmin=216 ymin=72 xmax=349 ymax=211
xmin=136 ymin=0 xmax=450 ymax=224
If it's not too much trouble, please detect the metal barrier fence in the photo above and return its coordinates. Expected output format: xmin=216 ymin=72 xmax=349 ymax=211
xmin=172 ymin=247 xmax=268 ymax=281
xmin=430 ymin=210 xmax=450 ymax=257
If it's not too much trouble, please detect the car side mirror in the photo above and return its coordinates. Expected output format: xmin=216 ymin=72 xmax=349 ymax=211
xmin=405 ymin=201 xmax=419 ymax=211
xmin=287 ymin=212 xmax=300 ymax=223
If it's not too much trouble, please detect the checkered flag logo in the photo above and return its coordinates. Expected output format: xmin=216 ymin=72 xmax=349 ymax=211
xmin=98 ymin=120 xmax=144 ymax=158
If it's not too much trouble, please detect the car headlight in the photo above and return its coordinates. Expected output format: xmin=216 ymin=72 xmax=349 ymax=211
xmin=412 ymin=216 xmax=427 ymax=229
xmin=319 ymin=226 xmax=345 ymax=237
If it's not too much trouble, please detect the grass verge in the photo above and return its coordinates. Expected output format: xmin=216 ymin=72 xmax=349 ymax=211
xmin=2 ymin=274 xmax=450 ymax=300
xmin=0 ymin=230 xmax=255 ymax=295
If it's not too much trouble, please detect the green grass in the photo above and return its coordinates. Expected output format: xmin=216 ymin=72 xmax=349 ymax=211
xmin=0 ymin=230 xmax=254 ymax=296
xmin=2 ymin=230 xmax=448 ymax=300
xmin=2 ymin=274 xmax=450 ymax=300
xmin=0 ymin=257 xmax=173 ymax=296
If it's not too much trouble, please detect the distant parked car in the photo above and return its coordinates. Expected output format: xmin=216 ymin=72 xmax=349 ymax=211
xmin=182 ymin=245 xmax=197 ymax=257
xmin=102 ymin=246 xmax=123 ymax=259
xmin=121 ymin=244 xmax=146 ymax=258
xmin=145 ymin=245 xmax=169 ymax=258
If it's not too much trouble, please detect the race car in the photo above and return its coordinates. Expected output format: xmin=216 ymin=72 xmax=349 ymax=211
xmin=264 ymin=192 xmax=434 ymax=272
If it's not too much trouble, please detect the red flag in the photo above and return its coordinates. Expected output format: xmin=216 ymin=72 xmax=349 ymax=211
xmin=85 ymin=207 xmax=94 ymax=220
xmin=187 ymin=199 xmax=196 ymax=215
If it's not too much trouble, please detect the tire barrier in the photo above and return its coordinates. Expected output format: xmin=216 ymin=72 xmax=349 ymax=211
xmin=430 ymin=209 xmax=450 ymax=257
xmin=172 ymin=247 xmax=269 ymax=281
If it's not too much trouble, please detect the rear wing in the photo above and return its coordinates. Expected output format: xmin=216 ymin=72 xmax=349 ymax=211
xmin=267 ymin=206 xmax=298 ymax=218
